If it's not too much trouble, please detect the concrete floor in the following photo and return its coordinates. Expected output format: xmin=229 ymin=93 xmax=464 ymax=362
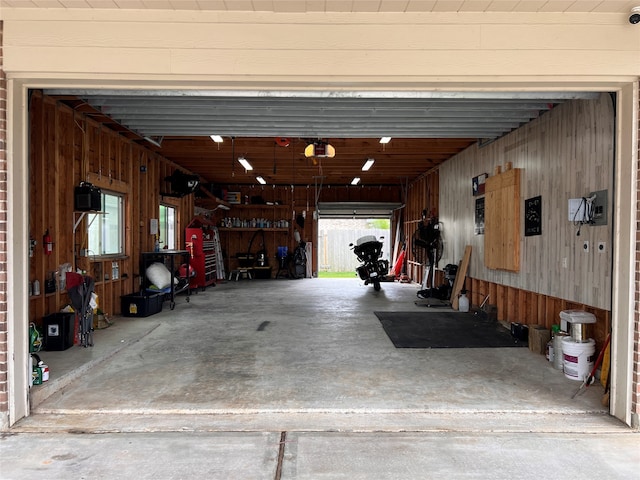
xmin=3 ymin=278 xmax=639 ymax=479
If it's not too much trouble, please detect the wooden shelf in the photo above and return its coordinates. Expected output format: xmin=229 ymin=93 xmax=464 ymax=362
xmin=219 ymin=227 xmax=289 ymax=232
xmin=94 ymin=278 xmax=123 ymax=286
xmin=228 ymin=204 xmax=290 ymax=209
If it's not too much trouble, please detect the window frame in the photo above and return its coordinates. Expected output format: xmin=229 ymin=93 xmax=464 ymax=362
xmin=159 ymin=203 xmax=178 ymax=250
xmin=87 ymin=190 xmax=125 ymax=258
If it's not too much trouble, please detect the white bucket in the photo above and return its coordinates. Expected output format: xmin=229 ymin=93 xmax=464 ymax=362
xmin=562 ymin=337 xmax=595 ymax=381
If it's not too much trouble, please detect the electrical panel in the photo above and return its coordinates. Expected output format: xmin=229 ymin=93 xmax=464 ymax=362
xmin=589 ymin=189 xmax=608 ymax=226
xmin=567 ymin=189 xmax=608 ymax=226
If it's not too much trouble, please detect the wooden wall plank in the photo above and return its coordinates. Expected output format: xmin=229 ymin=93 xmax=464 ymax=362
xmin=451 ymin=245 xmax=471 ymax=310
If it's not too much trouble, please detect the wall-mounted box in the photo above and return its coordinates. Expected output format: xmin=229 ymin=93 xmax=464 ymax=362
xmin=568 ymin=190 xmax=607 ymax=225
xmin=568 ymin=198 xmax=586 ymax=222
xmin=74 ymin=183 xmax=102 ymax=211
xmin=589 ymin=189 xmax=608 ymax=226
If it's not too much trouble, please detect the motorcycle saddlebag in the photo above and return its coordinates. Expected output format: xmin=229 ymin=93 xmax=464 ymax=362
xmin=356 ymin=265 xmax=369 ymax=280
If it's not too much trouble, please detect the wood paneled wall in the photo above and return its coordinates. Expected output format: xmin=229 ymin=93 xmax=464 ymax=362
xmin=402 ymin=95 xmax=614 ymax=348
xmin=438 ymin=94 xmax=614 ymax=310
xmin=403 ymin=171 xmax=439 ymax=283
xmin=467 ymin=277 xmax=610 ymax=352
xmin=28 ymin=91 xmax=193 ymax=323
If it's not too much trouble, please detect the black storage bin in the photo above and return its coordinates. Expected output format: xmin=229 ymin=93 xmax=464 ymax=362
xmin=74 ymin=182 xmax=102 ymax=211
xmin=252 ymin=267 xmax=272 ymax=279
xmin=510 ymin=322 xmax=529 ymax=342
xmin=43 ymin=312 xmax=75 ymax=351
xmin=121 ymin=293 xmax=163 ymax=317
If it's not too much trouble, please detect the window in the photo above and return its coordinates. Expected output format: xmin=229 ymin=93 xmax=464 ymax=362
xmin=159 ymin=204 xmax=177 ymax=250
xmin=88 ymin=191 xmax=124 ymax=256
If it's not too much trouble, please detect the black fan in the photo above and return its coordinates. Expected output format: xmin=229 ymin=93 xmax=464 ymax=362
xmin=162 ymin=170 xmax=200 ymax=198
xmin=412 ymin=216 xmax=442 ymax=267
xmin=414 ymin=215 xmax=449 ymax=302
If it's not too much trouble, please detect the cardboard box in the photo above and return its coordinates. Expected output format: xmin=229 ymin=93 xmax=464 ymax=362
xmin=528 ymin=324 xmax=551 ymax=354
xmin=226 ymin=191 xmax=241 ymax=204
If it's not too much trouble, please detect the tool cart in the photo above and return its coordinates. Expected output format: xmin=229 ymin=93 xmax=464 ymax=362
xmin=185 ymin=216 xmax=223 ymax=291
xmin=141 ymin=250 xmax=192 ymax=310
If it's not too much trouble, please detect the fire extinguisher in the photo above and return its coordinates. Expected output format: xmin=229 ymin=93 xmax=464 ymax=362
xmin=43 ymin=229 xmax=53 ymax=255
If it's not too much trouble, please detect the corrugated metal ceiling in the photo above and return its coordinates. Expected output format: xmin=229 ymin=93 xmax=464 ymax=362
xmin=44 ymin=89 xmax=599 ymax=139
xmin=43 ymin=89 xmax=602 ymax=187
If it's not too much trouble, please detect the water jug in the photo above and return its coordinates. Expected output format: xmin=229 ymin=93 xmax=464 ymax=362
xmin=459 ymin=290 xmax=470 ymax=312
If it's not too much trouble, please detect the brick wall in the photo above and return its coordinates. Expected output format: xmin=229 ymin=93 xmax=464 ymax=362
xmin=0 ymin=21 xmax=8 ymax=424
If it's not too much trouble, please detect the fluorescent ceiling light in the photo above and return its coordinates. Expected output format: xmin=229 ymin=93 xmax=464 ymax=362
xmin=238 ymin=157 xmax=253 ymax=171
xmin=256 ymin=176 xmax=267 ymax=185
xmin=362 ymin=158 xmax=375 ymax=171
xmin=351 ymin=177 xmax=361 ymax=185
xmin=379 ymin=137 xmax=392 ymax=144
xmin=209 ymin=135 xmax=224 ymax=143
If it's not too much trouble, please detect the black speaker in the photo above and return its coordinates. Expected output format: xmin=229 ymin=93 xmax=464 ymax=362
xmin=74 ymin=182 xmax=102 ymax=211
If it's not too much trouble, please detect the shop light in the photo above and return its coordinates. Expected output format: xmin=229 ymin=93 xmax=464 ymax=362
xmin=238 ymin=157 xmax=253 ymax=171
xmin=256 ymin=176 xmax=267 ymax=185
xmin=304 ymin=141 xmax=335 ymax=158
xmin=209 ymin=135 xmax=224 ymax=143
xmin=362 ymin=158 xmax=375 ymax=171
xmin=351 ymin=177 xmax=361 ymax=185
xmin=379 ymin=137 xmax=392 ymax=144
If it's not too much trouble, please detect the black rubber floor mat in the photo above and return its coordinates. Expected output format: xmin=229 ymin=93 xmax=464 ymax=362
xmin=374 ymin=311 xmax=527 ymax=349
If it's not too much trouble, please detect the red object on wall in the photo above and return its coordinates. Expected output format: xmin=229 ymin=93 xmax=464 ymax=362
xmin=43 ymin=230 xmax=53 ymax=255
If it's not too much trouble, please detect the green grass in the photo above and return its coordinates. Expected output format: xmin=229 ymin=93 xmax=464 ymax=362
xmin=318 ymin=271 xmax=357 ymax=278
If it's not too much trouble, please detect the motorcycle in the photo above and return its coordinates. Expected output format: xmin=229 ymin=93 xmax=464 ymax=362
xmin=350 ymin=235 xmax=389 ymax=291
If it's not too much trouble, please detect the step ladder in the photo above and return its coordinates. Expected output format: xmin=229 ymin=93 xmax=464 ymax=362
xmin=211 ymin=227 xmax=226 ymax=281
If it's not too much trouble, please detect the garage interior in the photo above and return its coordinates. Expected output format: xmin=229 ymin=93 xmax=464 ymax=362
xmin=22 ymin=87 xmax=618 ymax=431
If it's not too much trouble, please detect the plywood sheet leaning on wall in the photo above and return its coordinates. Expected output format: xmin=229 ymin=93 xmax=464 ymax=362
xmin=484 ymin=166 xmax=521 ymax=272
xmin=451 ymin=245 xmax=472 ymax=310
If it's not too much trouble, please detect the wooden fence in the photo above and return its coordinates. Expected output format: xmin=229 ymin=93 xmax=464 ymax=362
xmin=317 ymin=229 xmax=390 ymax=272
